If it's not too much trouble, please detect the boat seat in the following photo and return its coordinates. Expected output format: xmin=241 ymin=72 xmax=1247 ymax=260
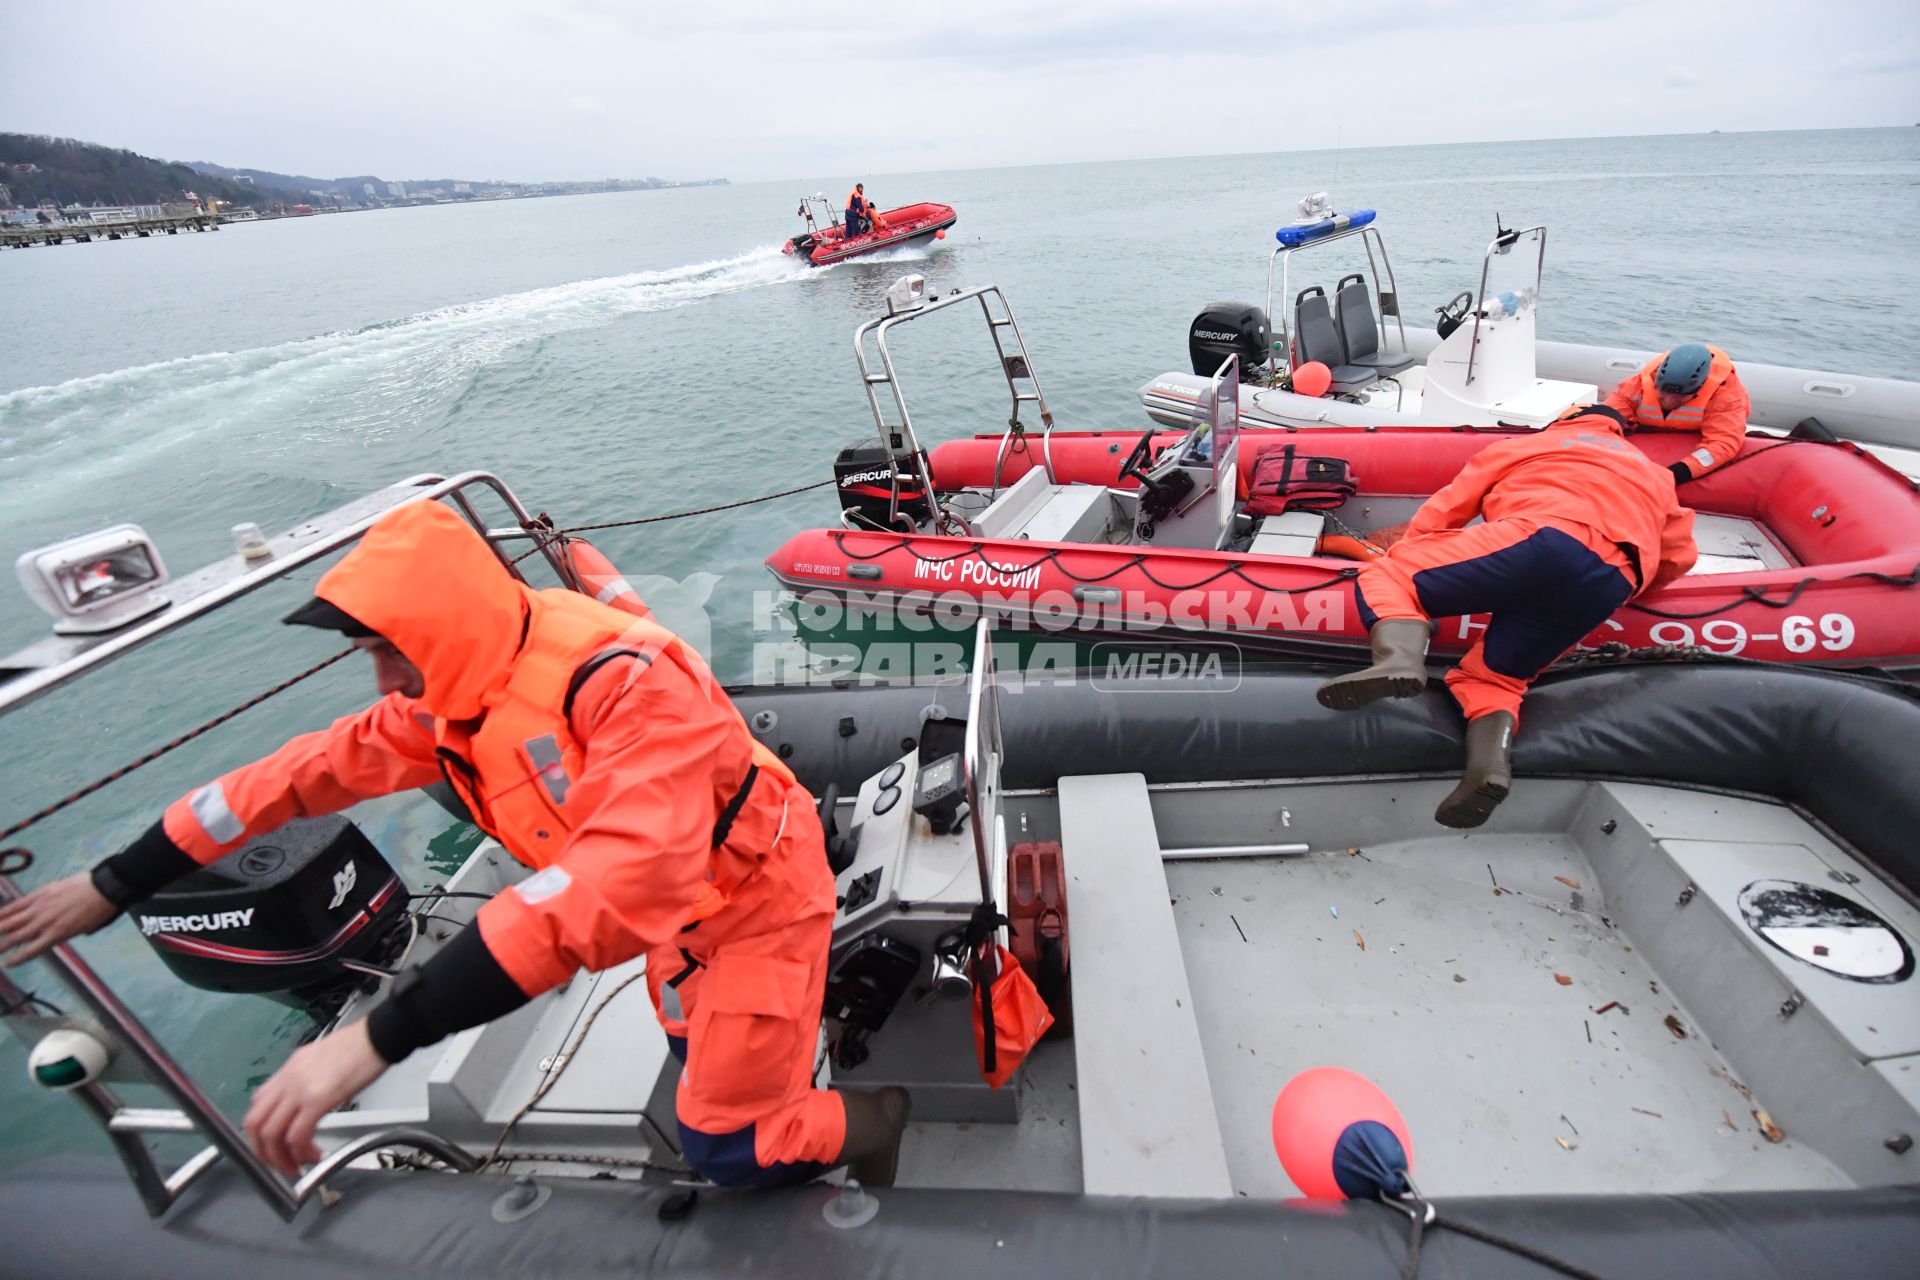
xmin=974 ymin=469 xmax=1112 ymax=544
xmin=1335 ymin=274 xmax=1416 ymax=377
xmin=1058 ymin=773 xmax=1234 ymax=1198
xmin=972 ymin=469 xmax=1053 ymax=539
xmin=1250 ymin=511 xmax=1325 ymax=558
xmin=1293 ymin=287 xmax=1375 ymax=395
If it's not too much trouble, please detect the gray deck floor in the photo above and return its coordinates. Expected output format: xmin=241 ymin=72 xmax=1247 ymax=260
xmin=1167 ymin=832 xmax=1851 ymax=1197
xmin=895 ymin=1039 xmax=1082 ymax=1192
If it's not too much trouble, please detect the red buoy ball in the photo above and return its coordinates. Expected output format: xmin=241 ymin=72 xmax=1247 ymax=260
xmin=1293 ymin=361 xmax=1332 ymax=398
xmin=935 ymin=230 xmax=946 ymax=239
xmin=1271 ymin=1067 xmax=1413 ymax=1200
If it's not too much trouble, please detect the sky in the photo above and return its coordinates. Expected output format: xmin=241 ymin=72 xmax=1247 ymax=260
xmin=3 ymin=0 xmax=1917 ymax=183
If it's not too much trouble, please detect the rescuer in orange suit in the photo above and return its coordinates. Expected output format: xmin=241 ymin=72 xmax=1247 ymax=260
xmin=1602 ymin=342 xmax=1752 ymax=483
xmin=0 ymin=501 xmax=910 ymax=1188
xmin=845 ymin=183 xmax=884 ymax=236
xmin=1317 ymin=405 xmax=1697 ymax=828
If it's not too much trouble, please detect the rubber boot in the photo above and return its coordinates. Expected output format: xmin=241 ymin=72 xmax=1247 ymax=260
xmin=1435 ymin=711 xmax=1516 ymax=829
xmin=836 ymin=1086 xmax=911 ymax=1187
xmin=1316 ymin=619 xmax=1431 ymax=711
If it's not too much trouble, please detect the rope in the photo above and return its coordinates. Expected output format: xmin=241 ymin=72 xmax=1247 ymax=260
xmin=551 ymin=479 xmax=836 ymax=535
xmin=1390 ymin=1189 xmax=1612 ymax=1280
xmin=511 ymin=478 xmax=837 ymax=565
xmin=827 ymin=531 xmax=1360 ymax=595
xmin=1435 ymin=1216 xmax=1610 ymax=1280
xmin=480 ymin=971 xmax=689 ymax=1172
xmin=1545 ymin=641 xmax=1920 ymax=696
xmin=1626 ymin=562 xmax=1920 ymax=620
xmin=0 ymin=647 xmax=356 ymax=845
xmin=381 ymin=1147 xmax=684 ymax=1176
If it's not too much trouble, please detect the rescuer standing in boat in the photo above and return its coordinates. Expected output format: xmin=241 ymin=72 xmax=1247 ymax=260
xmin=1316 ymin=404 xmax=1697 ymax=828
xmin=1603 ymin=342 xmax=1752 ymax=483
xmin=845 ymin=183 xmax=881 ymax=236
xmin=0 ymin=501 xmax=911 ymax=1188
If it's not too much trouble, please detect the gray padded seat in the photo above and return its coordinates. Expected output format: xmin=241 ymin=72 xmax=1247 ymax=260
xmin=1335 ymin=274 xmax=1416 ymax=377
xmin=1293 ymin=286 xmax=1375 ymax=394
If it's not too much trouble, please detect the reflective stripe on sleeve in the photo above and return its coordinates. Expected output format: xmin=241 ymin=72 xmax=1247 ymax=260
xmin=187 ymin=783 xmax=244 ymax=845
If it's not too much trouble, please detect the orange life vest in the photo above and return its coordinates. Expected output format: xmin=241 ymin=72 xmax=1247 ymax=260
xmin=431 ymin=587 xmax=792 ymax=929
xmin=1630 ymin=345 xmax=1735 ymax=430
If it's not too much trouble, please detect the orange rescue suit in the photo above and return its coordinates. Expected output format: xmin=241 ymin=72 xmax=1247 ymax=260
xmin=158 ymin=501 xmax=845 ymax=1176
xmin=1355 ymin=409 xmax=1697 ymax=722
xmin=1602 ymin=345 xmax=1750 ymax=480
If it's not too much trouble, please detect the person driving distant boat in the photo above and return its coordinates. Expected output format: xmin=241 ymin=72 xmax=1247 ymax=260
xmin=1316 ymin=404 xmax=1697 ymax=828
xmin=845 ymin=183 xmax=883 ymax=236
xmin=1602 ymin=342 xmax=1752 ymax=482
xmin=0 ymin=501 xmax=911 ymax=1191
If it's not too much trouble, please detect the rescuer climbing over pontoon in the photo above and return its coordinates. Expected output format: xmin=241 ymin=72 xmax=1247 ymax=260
xmin=1315 ymin=404 xmax=1698 ymax=828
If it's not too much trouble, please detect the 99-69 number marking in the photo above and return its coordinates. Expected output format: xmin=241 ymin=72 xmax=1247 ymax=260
xmin=1636 ymin=613 xmax=1856 ymax=656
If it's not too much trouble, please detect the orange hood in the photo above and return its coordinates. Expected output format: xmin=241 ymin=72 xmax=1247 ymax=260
xmin=315 ymin=500 xmax=530 ymax=721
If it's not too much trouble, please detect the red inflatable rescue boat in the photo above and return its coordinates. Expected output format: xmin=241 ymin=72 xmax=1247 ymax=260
xmin=768 ymin=424 xmax=1920 ymax=673
xmin=785 ymin=201 xmax=957 ymax=266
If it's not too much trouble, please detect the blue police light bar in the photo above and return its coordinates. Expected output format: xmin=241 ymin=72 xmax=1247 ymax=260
xmin=1275 ymin=209 xmax=1376 ymax=247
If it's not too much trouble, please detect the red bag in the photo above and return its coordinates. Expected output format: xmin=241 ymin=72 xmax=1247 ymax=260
xmin=971 ymin=943 xmax=1054 ymax=1089
xmin=1245 ymin=445 xmax=1358 ymax=517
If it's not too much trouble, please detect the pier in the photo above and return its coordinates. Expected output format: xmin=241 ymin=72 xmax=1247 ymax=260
xmin=2 ymin=211 xmax=220 ymax=248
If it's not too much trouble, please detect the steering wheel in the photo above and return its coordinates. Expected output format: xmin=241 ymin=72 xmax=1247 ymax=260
xmin=1434 ymin=291 xmax=1475 ymax=340
xmin=1117 ymin=427 xmax=1164 ymax=492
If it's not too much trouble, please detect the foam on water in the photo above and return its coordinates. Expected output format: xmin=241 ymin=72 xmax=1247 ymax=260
xmin=0 ymin=244 xmax=812 ymax=485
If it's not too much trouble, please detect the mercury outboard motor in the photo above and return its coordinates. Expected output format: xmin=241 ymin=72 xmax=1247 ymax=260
xmin=1188 ymin=302 xmax=1269 ymax=379
xmin=834 ymin=437 xmax=932 ymax=530
xmin=130 ymin=816 xmax=409 ymax=1019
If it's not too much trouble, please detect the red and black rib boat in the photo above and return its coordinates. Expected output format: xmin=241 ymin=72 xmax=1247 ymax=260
xmin=784 ymin=198 xmax=957 ymax=266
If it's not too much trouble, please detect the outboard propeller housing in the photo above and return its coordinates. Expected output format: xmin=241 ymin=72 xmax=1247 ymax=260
xmin=129 ymin=815 xmax=409 ymax=1019
xmin=1189 ymin=301 xmax=1269 ymax=379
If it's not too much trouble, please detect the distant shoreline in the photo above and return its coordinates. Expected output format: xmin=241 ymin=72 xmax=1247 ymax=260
xmin=233 ymin=181 xmax=730 ymax=223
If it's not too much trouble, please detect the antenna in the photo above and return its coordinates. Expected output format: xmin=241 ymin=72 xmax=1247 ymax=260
xmin=976 ymin=235 xmax=1003 ymax=289
xmin=1333 ymin=125 xmax=1342 ymax=194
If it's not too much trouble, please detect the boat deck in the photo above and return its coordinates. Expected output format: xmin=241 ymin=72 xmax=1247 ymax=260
xmin=890 ymin=776 xmax=1916 ymax=1198
xmin=321 ymin=773 xmax=1918 ymax=1202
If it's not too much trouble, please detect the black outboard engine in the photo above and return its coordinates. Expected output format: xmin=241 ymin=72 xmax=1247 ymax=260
xmin=130 ymin=816 xmax=409 ymax=1019
xmin=834 ymin=437 xmax=932 ymax=530
xmin=1188 ymin=301 xmax=1269 ymax=379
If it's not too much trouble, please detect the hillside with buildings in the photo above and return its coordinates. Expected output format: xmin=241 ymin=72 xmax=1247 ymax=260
xmin=187 ymin=160 xmax=728 ymax=208
xmin=1 ymin=134 xmax=266 ymax=212
xmin=2 ymin=133 xmax=726 ymax=224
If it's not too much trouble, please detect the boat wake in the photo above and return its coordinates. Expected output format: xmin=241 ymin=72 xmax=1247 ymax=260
xmin=0 ymin=245 xmax=812 ymax=485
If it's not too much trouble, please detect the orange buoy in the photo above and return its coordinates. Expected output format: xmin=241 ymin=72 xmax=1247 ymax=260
xmin=1292 ymin=362 xmax=1332 ymax=398
xmin=567 ymin=537 xmax=650 ymax=619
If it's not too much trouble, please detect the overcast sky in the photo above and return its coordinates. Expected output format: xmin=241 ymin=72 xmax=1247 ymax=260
xmin=4 ymin=1 xmax=1916 ymax=183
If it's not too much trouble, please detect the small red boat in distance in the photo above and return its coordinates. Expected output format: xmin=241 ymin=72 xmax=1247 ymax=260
xmin=784 ymin=195 xmax=957 ymax=266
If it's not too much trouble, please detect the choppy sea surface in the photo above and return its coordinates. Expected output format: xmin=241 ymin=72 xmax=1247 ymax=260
xmin=2 ymin=127 xmax=1917 ymax=1166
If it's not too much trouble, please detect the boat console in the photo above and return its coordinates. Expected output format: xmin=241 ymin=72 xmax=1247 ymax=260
xmin=818 ymin=625 xmax=1018 ymax=1121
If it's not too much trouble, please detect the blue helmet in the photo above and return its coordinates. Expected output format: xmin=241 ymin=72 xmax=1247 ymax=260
xmin=1656 ymin=343 xmax=1713 ymax=396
